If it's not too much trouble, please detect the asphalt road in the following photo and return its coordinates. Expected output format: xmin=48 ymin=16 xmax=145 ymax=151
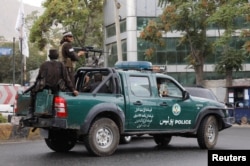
xmin=0 ymin=126 xmax=249 ymax=166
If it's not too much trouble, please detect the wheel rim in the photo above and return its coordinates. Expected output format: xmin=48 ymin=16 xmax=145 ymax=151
xmin=207 ymin=123 xmax=216 ymax=143
xmin=96 ymin=127 xmax=113 ymax=148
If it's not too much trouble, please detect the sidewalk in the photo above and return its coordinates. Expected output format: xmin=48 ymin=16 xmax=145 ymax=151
xmin=232 ymin=123 xmax=250 ymax=128
xmin=0 ymin=123 xmax=41 ymax=141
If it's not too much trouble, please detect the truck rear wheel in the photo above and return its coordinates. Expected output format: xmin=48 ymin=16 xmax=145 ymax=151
xmin=197 ymin=115 xmax=218 ymax=149
xmin=84 ymin=118 xmax=120 ymax=156
xmin=45 ymin=130 xmax=77 ymax=152
xmin=153 ymin=135 xmax=172 ymax=147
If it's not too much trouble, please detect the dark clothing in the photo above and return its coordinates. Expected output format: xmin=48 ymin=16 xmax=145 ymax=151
xmin=29 ymin=60 xmax=75 ymax=113
xmin=83 ymin=81 xmax=109 ymax=93
xmin=59 ymin=41 xmax=80 ymax=83
xmin=36 ymin=60 xmax=75 ymax=92
xmin=81 ymin=73 xmax=108 ymax=93
xmin=60 ymin=42 xmax=79 ymax=65
xmin=90 ymin=81 xmax=109 ymax=93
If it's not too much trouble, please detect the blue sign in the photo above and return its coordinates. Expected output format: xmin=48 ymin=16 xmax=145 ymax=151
xmin=0 ymin=47 xmax=13 ymax=56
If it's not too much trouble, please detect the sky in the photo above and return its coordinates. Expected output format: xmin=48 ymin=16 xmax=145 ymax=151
xmin=21 ymin=0 xmax=44 ymax=7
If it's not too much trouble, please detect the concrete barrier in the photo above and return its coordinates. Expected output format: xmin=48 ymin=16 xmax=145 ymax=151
xmin=0 ymin=123 xmax=41 ymax=141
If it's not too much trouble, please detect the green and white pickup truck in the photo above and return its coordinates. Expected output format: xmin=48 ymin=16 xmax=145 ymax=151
xmin=11 ymin=61 xmax=234 ymax=156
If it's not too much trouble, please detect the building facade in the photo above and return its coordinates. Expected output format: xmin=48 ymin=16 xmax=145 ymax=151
xmin=103 ymin=0 xmax=250 ymax=86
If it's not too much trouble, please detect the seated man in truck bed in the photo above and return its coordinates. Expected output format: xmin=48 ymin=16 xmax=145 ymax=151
xmin=82 ymin=73 xmax=109 ymax=93
xmin=26 ymin=49 xmax=79 ymax=119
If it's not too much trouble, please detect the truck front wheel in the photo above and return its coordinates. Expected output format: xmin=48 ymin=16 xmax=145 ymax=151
xmin=197 ymin=115 xmax=218 ymax=149
xmin=84 ymin=118 xmax=120 ymax=156
xmin=45 ymin=130 xmax=77 ymax=152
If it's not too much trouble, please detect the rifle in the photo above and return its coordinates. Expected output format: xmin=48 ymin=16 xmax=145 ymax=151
xmin=74 ymin=46 xmax=103 ymax=67
xmin=73 ymin=46 xmax=102 ymax=58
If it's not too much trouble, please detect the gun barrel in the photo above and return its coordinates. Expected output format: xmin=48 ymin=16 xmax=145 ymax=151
xmin=73 ymin=47 xmax=102 ymax=53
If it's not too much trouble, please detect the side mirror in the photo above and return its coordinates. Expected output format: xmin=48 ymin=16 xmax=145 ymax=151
xmin=183 ymin=90 xmax=190 ymax=100
xmin=225 ymin=103 xmax=234 ymax=108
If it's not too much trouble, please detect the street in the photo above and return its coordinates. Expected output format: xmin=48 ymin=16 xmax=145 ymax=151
xmin=0 ymin=126 xmax=249 ymax=166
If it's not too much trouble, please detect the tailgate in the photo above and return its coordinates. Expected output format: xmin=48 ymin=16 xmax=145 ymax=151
xmin=16 ymin=90 xmax=54 ymax=116
xmin=15 ymin=91 xmax=30 ymax=116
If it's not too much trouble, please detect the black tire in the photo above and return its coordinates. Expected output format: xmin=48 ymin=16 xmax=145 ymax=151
xmin=197 ymin=115 xmax=218 ymax=149
xmin=45 ymin=130 xmax=77 ymax=152
xmin=120 ymin=136 xmax=132 ymax=144
xmin=84 ymin=118 xmax=120 ymax=156
xmin=153 ymin=135 xmax=172 ymax=147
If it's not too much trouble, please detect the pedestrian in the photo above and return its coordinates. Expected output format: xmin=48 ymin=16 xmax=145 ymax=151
xmin=59 ymin=31 xmax=85 ymax=83
xmin=26 ymin=49 xmax=79 ymax=119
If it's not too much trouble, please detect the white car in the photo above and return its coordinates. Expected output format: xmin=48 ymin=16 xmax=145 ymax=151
xmin=0 ymin=104 xmax=14 ymax=118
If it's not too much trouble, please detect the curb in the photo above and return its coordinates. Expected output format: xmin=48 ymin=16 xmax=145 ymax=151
xmin=0 ymin=123 xmax=41 ymax=141
xmin=232 ymin=124 xmax=250 ymax=128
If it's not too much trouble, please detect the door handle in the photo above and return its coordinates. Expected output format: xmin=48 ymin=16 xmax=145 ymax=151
xmin=160 ymin=102 xmax=168 ymax=106
xmin=133 ymin=101 xmax=142 ymax=105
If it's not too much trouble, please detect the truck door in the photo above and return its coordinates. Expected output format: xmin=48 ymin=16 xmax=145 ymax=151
xmin=126 ymin=75 xmax=160 ymax=130
xmin=156 ymin=77 xmax=197 ymax=130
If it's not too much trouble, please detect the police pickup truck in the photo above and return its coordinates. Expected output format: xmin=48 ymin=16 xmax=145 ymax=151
xmin=12 ymin=61 xmax=233 ymax=157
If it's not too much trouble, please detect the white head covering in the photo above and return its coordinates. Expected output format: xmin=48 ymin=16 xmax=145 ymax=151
xmin=63 ymin=31 xmax=73 ymax=37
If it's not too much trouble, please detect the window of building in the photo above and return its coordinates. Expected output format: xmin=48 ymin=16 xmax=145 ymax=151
xmin=106 ymin=20 xmax=126 ymax=38
xmin=106 ymin=40 xmax=127 ymax=66
xmin=137 ymin=17 xmax=157 ymax=31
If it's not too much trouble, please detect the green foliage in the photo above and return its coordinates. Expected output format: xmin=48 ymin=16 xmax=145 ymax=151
xmin=141 ymin=0 xmax=221 ymax=85
xmin=0 ymin=114 xmax=7 ymax=123
xmin=29 ymin=0 xmax=104 ymax=50
xmin=140 ymin=20 xmax=164 ymax=57
xmin=142 ymin=0 xmax=250 ymax=86
xmin=0 ymin=42 xmax=22 ymax=83
xmin=0 ymin=40 xmax=46 ymax=84
xmin=208 ymin=1 xmax=250 ymax=79
xmin=215 ymin=47 xmax=244 ymax=74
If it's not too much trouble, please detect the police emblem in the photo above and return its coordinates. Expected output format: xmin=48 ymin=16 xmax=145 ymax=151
xmin=172 ymin=103 xmax=181 ymax=116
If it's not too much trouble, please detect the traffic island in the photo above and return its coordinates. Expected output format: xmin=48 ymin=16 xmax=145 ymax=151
xmin=0 ymin=123 xmax=41 ymax=141
xmin=0 ymin=123 xmax=13 ymax=140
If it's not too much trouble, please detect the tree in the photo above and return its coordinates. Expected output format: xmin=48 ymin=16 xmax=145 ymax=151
xmin=29 ymin=0 xmax=104 ymax=50
xmin=141 ymin=0 xmax=226 ymax=86
xmin=25 ymin=11 xmax=47 ymax=71
xmin=207 ymin=1 xmax=250 ymax=87
xmin=0 ymin=41 xmax=22 ymax=84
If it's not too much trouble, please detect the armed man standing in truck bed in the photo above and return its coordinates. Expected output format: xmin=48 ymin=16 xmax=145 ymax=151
xmin=59 ymin=31 xmax=85 ymax=84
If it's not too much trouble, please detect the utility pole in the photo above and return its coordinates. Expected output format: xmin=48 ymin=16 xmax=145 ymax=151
xmin=113 ymin=0 xmax=122 ymax=62
xmin=12 ymin=37 xmax=16 ymax=85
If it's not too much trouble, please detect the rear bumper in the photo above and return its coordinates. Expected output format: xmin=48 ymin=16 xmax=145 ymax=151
xmin=11 ymin=116 xmax=67 ymax=129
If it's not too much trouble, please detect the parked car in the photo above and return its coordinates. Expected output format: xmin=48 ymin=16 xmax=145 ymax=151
xmin=184 ymin=86 xmax=235 ymax=122
xmin=0 ymin=104 xmax=14 ymax=118
xmin=184 ymin=86 xmax=219 ymax=101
